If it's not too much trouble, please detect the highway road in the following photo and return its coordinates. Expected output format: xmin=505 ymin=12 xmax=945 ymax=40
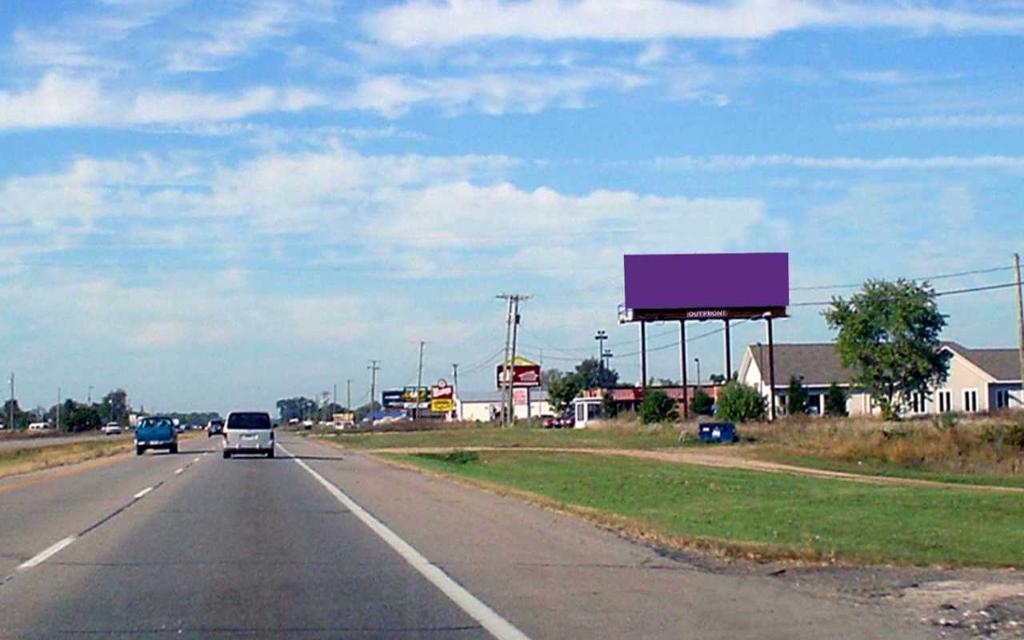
xmin=0 ymin=432 xmax=130 ymax=451
xmin=0 ymin=432 xmax=933 ymax=639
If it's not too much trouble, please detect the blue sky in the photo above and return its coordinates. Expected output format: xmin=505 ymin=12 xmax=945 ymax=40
xmin=0 ymin=0 xmax=1022 ymax=413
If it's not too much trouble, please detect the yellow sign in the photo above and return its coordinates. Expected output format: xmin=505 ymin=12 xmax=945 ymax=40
xmin=430 ymin=398 xmax=454 ymax=413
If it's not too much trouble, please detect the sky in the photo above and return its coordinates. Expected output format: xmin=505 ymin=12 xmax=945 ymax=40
xmin=0 ymin=0 xmax=1022 ymax=414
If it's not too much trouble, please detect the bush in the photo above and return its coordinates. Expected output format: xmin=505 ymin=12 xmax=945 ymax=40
xmin=824 ymin=382 xmax=848 ymax=417
xmin=786 ymin=376 xmax=810 ymax=415
xmin=639 ymin=390 xmax=679 ymax=424
xmin=692 ymin=389 xmax=714 ymax=416
xmin=714 ymin=382 xmax=767 ymax=423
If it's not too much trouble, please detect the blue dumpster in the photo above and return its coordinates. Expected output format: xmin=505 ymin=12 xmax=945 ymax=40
xmin=697 ymin=422 xmax=736 ymax=444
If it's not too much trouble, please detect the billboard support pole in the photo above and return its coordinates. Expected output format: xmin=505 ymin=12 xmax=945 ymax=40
xmin=639 ymin=321 xmax=648 ymax=389
xmin=723 ymin=320 xmax=732 ymax=381
xmin=679 ymin=321 xmax=688 ymax=419
xmin=767 ymin=317 xmax=777 ymax=422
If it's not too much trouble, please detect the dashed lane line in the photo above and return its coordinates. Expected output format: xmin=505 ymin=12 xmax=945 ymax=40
xmin=133 ymin=486 xmax=154 ymax=499
xmin=17 ymin=536 xmax=77 ymax=570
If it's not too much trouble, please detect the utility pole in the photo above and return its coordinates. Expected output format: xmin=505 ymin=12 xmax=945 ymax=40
xmin=333 ymin=383 xmax=337 ymax=410
xmin=452 ymin=363 xmax=460 ymax=420
xmin=694 ymin=357 xmax=701 ymax=392
xmin=8 ymin=372 xmax=13 ymax=430
xmin=346 ymin=379 xmax=352 ymax=410
xmin=1015 ymin=253 xmax=1024 ymax=407
xmin=595 ymin=330 xmax=608 ymax=370
xmin=56 ymin=387 xmax=61 ymax=432
xmin=88 ymin=385 xmax=93 ymax=405
xmin=368 ymin=360 xmax=380 ymax=427
xmin=414 ymin=341 xmax=426 ymax=420
xmin=496 ymin=294 xmax=530 ymax=427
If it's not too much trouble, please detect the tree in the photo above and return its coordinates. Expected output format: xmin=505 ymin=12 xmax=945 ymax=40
xmin=101 ymin=389 xmax=129 ymax=425
xmin=600 ymin=391 xmax=619 ymax=419
xmin=786 ymin=376 xmax=810 ymax=415
xmin=824 ymin=382 xmax=848 ymax=417
xmin=638 ymin=390 xmax=678 ymax=424
xmin=2 ymin=399 xmax=27 ymax=429
xmin=824 ymin=279 xmax=950 ymax=419
xmin=692 ymin=389 xmax=714 ymax=416
xmin=709 ymin=374 xmax=726 ymax=384
xmin=573 ymin=358 xmax=619 ymax=389
xmin=715 ymin=382 xmax=767 ymax=423
xmin=547 ymin=375 xmax=581 ymax=414
xmin=276 ymin=397 xmax=318 ymax=422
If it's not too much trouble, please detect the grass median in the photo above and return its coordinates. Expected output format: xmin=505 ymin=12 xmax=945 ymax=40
xmin=0 ymin=439 xmax=133 ymax=479
xmin=391 ymin=450 xmax=1024 ymax=568
xmin=317 ymin=425 xmax=682 ymax=450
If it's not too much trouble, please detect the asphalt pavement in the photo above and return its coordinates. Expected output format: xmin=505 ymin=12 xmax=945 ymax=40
xmin=0 ymin=432 xmax=934 ymax=639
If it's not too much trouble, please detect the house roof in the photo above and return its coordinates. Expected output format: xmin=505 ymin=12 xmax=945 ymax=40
xmin=944 ymin=343 xmax=1022 ymax=381
xmin=743 ymin=341 xmax=1022 ymax=387
xmin=743 ymin=343 xmax=858 ymax=387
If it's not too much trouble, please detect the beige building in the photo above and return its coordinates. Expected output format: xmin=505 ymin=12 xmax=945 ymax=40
xmin=738 ymin=342 xmax=1023 ymax=416
xmin=456 ymin=390 xmax=552 ymax=422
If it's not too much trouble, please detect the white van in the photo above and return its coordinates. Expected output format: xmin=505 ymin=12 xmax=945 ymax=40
xmin=222 ymin=412 xmax=274 ymax=459
xmin=28 ymin=422 xmax=50 ymax=431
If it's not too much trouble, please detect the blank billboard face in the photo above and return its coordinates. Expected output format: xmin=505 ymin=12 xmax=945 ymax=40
xmin=623 ymin=253 xmax=789 ymax=311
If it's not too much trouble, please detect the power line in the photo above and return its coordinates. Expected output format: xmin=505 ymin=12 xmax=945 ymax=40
xmin=789 ymin=265 xmax=1016 ymax=291
xmin=791 ymin=280 xmax=1021 ymax=307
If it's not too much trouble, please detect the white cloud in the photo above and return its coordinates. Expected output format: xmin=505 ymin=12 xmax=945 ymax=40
xmin=164 ymin=0 xmax=335 ymax=72
xmin=0 ymin=72 xmax=328 ymax=129
xmin=653 ymin=154 xmax=1024 ymax=171
xmin=363 ymin=0 xmax=1024 ymax=48
xmin=345 ymin=69 xmax=648 ymax=116
xmin=850 ymin=114 xmax=1024 ymax=130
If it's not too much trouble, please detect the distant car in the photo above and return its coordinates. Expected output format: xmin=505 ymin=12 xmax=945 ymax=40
xmin=134 ymin=416 xmax=178 ymax=455
xmin=102 ymin=422 xmax=122 ymax=435
xmin=28 ymin=422 xmax=50 ymax=431
xmin=206 ymin=419 xmax=224 ymax=437
xmin=222 ymin=411 xmax=275 ymax=459
xmin=541 ymin=415 xmax=557 ymax=429
xmin=301 ymin=419 xmax=314 ymax=430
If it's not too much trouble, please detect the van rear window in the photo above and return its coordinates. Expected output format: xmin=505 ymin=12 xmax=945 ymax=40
xmin=228 ymin=413 xmax=272 ymax=430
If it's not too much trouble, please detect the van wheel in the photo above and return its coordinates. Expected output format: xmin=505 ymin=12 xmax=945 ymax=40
xmin=223 ymin=451 xmax=230 ymax=459
xmin=136 ymin=446 xmax=144 ymax=456
xmin=267 ymin=449 xmax=275 ymax=459
xmin=169 ymin=444 xmax=178 ymax=454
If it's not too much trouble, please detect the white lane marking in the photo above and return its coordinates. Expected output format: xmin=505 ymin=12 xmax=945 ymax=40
xmin=133 ymin=486 xmax=153 ymax=499
xmin=175 ymin=468 xmax=184 ymax=475
xmin=193 ymin=457 xmax=200 ymax=462
xmin=279 ymin=444 xmax=530 ymax=640
xmin=18 ymin=536 xmax=77 ymax=570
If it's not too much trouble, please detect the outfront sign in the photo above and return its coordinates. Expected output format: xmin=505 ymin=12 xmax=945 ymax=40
xmin=623 ymin=253 xmax=789 ymax=311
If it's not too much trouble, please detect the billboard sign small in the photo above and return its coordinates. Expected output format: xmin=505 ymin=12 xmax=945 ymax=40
xmin=512 ymin=388 xmax=528 ymax=406
xmin=496 ymin=357 xmax=542 ymax=389
xmin=402 ymin=386 xmax=429 ymax=409
xmin=382 ymin=389 xmax=405 ymax=408
xmin=430 ymin=380 xmax=454 ymax=413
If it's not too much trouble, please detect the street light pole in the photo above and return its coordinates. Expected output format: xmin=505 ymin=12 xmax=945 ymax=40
xmin=694 ymin=358 xmax=701 ymax=392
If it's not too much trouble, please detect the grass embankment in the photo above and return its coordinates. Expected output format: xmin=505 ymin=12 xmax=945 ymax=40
xmin=318 ymin=423 xmax=682 ymax=450
xmin=739 ymin=416 xmax=1024 ymax=486
xmin=395 ymin=450 xmax=1024 ymax=568
xmin=0 ymin=439 xmax=133 ymax=479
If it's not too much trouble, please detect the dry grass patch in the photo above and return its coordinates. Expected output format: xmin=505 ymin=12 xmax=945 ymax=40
xmin=0 ymin=440 xmax=132 ymax=479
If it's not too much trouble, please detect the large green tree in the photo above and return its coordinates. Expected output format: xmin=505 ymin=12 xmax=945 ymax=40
xmin=715 ymin=382 xmax=766 ymax=423
xmin=276 ymin=397 xmax=318 ymax=422
xmin=824 ymin=279 xmax=950 ymax=419
xmin=544 ymin=359 xmax=620 ymax=414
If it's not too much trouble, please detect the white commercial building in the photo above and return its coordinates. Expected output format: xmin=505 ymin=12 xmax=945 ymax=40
xmin=456 ymin=390 xmax=551 ymax=422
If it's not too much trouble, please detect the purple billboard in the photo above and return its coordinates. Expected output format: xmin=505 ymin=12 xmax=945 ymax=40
xmin=623 ymin=253 xmax=789 ymax=313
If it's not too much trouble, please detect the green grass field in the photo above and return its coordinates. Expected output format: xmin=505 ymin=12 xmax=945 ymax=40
xmin=318 ymin=425 xmax=684 ymax=450
xmin=393 ymin=450 xmax=1024 ymax=568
